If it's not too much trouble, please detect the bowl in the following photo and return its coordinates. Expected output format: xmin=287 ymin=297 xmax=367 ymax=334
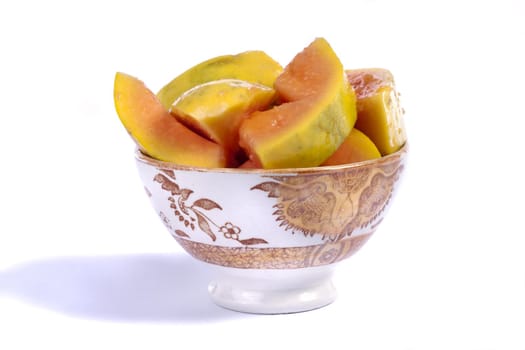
xmin=134 ymin=144 xmax=407 ymax=314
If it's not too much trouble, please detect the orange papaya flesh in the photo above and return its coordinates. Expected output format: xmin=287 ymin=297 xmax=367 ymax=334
xmin=238 ymin=159 xmax=260 ymax=169
xmin=322 ymin=128 xmax=381 ymax=166
xmin=113 ymin=72 xmax=227 ymax=168
xmin=239 ymin=38 xmax=357 ymax=169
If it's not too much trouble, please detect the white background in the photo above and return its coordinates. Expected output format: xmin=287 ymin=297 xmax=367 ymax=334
xmin=1 ymin=0 xmax=524 ymax=349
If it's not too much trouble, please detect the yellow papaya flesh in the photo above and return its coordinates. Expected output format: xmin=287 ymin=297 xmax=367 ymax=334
xmin=170 ymin=79 xmax=276 ymax=166
xmin=239 ymin=38 xmax=357 ymax=169
xmin=347 ymin=68 xmax=406 ymax=155
xmin=113 ymin=72 xmax=227 ymax=168
xmin=157 ymin=51 xmax=283 ymax=110
xmin=322 ymin=128 xmax=381 ymax=166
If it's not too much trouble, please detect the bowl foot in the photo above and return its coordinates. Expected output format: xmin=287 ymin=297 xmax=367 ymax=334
xmin=207 ymin=265 xmax=337 ymax=314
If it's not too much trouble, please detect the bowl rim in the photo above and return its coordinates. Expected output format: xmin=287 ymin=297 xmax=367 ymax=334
xmin=135 ymin=142 xmax=408 ymax=174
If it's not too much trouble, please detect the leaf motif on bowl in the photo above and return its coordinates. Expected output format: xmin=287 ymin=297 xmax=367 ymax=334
xmin=153 ymin=170 xmax=268 ymax=246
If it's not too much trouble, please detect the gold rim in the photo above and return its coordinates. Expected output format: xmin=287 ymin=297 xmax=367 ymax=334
xmin=135 ymin=142 xmax=408 ymax=174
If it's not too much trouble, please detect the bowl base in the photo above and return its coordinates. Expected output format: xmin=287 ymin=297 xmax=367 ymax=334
xmin=207 ymin=265 xmax=337 ymax=314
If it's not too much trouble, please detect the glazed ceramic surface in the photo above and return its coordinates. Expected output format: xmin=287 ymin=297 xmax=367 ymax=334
xmin=135 ymin=144 xmax=407 ymax=313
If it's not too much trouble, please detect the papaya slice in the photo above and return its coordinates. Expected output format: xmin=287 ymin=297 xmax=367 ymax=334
xmin=113 ymin=72 xmax=226 ymax=168
xmin=322 ymin=128 xmax=381 ymax=166
xmin=238 ymin=159 xmax=260 ymax=169
xmin=157 ymin=51 xmax=283 ymax=110
xmin=170 ymin=79 xmax=276 ymax=166
xmin=347 ymin=68 xmax=406 ymax=155
xmin=239 ymin=38 xmax=357 ymax=169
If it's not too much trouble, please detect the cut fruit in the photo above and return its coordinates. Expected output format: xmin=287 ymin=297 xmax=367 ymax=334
xmin=170 ymin=79 xmax=276 ymax=166
xmin=322 ymin=128 xmax=381 ymax=166
xmin=239 ymin=38 xmax=357 ymax=169
xmin=113 ymin=72 xmax=226 ymax=168
xmin=346 ymin=68 xmax=406 ymax=155
xmin=157 ymin=51 xmax=283 ymax=109
xmin=238 ymin=159 xmax=260 ymax=169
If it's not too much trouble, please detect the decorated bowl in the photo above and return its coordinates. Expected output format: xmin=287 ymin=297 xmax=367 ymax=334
xmin=135 ymin=144 xmax=407 ymax=314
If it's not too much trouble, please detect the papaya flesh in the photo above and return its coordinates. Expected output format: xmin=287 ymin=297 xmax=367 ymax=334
xmin=238 ymin=159 xmax=260 ymax=169
xmin=239 ymin=38 xmax=357 ymax=169
xmin=347 ymin=68 xmax=406 ymax=155
xmin=157 ymin=51 xmax=283 ymax=110
xmin=170 ymin=79 xmax=276 ymax=166
xmin=113 ymin=72 xmax=227 ymax=168
xmin=322 ymin=128 xmax=381 ymax=166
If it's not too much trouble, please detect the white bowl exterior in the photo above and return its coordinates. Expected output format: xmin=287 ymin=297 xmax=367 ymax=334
xmin=134 ymin=145 xmax=406 ymax=270
xmin=134 ymin=147 xmax=406 ymax=313
xmin=136 ymin=163 xmax=327 ymax=248
xmin=208 ymin=264 xmax=337 ymax=314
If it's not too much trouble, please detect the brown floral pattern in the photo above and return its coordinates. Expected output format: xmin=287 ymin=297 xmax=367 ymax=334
xmin=252 ymin=154 xmax=404 ymax=241
xmin=152 ymin=169 xmax=268 ymax=246
xmin=174 ymin=232 xmax=373 ymax=269
xmin=135 ymin=143 xmax=407 ymax=272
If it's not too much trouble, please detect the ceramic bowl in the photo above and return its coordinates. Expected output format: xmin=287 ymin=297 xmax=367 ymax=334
xmin=135 ymin=144 xmax=407 ymax=314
